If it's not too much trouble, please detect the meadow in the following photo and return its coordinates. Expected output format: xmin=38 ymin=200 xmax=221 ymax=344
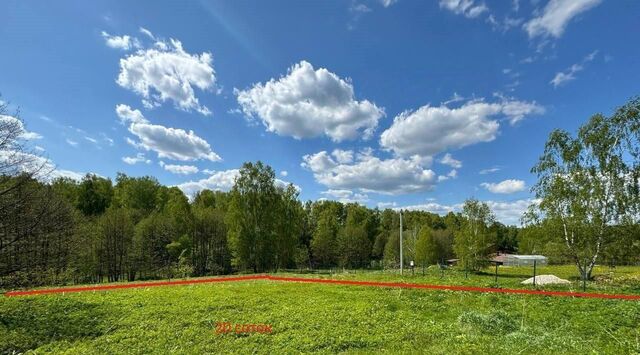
xmin=1 ymin=265 xmax=639 ymax=354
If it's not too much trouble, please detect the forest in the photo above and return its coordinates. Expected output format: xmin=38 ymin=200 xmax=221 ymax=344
xmin=1 ymin=98 xmax=640 ymax=288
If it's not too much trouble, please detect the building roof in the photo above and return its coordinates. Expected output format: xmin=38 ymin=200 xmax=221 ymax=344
xmin=508 ymin=255 xmax=547 ymax=260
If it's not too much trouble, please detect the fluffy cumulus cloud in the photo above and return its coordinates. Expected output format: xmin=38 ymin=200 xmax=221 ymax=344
xmin=439 ymin=153 xmax=462 ymax=169
xmin=116 ymin=104 xmax=221 ymax=162
xmin=481 ymin=179 xmax=526 ymax=194
xmin=380 ymin=98 xmax=544 ymax=158
xmin=236 ymin=60 xmax=384 ymax=142
xmin=101 ymin=31 xmax=140 ymax=50
xmin=524 ymin=0 xmax=602 ymax=39
xmin=301 ymin=149 xmax=436 ymax=195
xmin=176 ymin=169 xmax=298 ymax=198
xmin=122 ymin=153 xmax=151 ymax=165
xmin=439 ymin=0 xmax=488 ymax=18
xmin=321 ymin=189 xmax=369 ymax=204
xmin=159 ymin=161 xmax=199 ymax=175
xmin=438 ymin=169 xmax=458 ymax=182
xmin=116 ymin=34 xmax=216 ymax=115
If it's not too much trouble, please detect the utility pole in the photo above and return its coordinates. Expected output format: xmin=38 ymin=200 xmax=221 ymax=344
xmin=400 ymin=210 xmax=403 ymax=275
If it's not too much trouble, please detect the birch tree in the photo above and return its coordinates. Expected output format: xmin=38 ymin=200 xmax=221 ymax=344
xmin=453 ymin=199 xmax=495 ymax=271
xmin=531 ymin=97 xmax=640 ymax=279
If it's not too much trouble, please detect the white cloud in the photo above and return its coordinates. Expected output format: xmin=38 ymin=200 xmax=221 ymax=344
xmin=321 ymin=189 xmax=369 ymax=204
xmin=116 ymin=104 xmax=221 ymax=162
xmin=100 ymin=133 xmax=114 ymax=146
xmin=66 ymin=138 xmax=78 ymax=147
xmin=500 ymin=98 xmax=546 ymax=124
xmin=122 ymin=153 xmax=151 ymax=165
xmin=377 ymin=201 xmax=397 ymax=209
xmin=139 ymin=27 xmax=155 ymax=40
xmin=395 ymin=198 xmax=538 ymax=225
xmin=115 ymin=104 xmax=146 ymax=124
xmin=380 ymin=0 xmax=398 ymax=7
xmin=332 ymin=149 xmax=354 ymax=164
xmin=485 ymin=199 xmax=539 ymax=225
xmin=177 ymin=169 xmax=240 ymax=197
xmin=438 ymin=169 xmax=458 ymax=182
xmin=236 ymin=60 xmax=384 ymax=142
xmin=479 ymin=167 xmax=500 ymax=174
xmin=117 ymin=35 xmax=216 ymax=115
xmin=101 ymin=31 xmax=140 ymax=50
xmin=84 ymin=136 xmax=98 ymax=144
xmin=176 ymin=169 xmax=298 ymax=198
xmin=481 ymin=179 xmax=526 ymax=194
xmin=0 ymin=150 xmax=85 ymax=181
xmin=53 ymin=169 xmax=85 ymax=181
xmin=550 ymin=50 xmax=598 ymax=88
xmin=280 ymin=170 xmax=288 ymax=177
xmin=352 ymin=3 xmax=372 ymax=13
xmin=524 ymin=0 xmax=602 ymax=39
xmin=380 ymin=98 xmax=544 ymax=158
xmin=21 ymin=131 xmax=43 ymax=140
xmin=399 ymin=201 xmax=462 ymax=215
xmin=0 ymin=115 xmax=42 ymax=140
xmin=128 ymin=123 xmax=222 ymax=161
xmin=440 ymin=153 xmax=462 ymax=169
xmin=439 ymin=0 xmax=489 ymax=18
xmin=159 ymin=161 xmax=199 ymax=175
xmin=302 ymin=150 xmax=436 ymax=195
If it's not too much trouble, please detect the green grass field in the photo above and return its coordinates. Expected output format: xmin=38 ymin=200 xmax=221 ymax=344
xmin=1 ymin=266 xmax=639 ymax=354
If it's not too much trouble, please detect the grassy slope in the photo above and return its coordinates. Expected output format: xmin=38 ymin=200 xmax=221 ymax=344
xmin=1 ymin=266 xmax=639 ymax=354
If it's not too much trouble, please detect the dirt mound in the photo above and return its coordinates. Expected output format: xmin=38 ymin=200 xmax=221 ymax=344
xmin=521 ymin=274 xmax=571 ymax=286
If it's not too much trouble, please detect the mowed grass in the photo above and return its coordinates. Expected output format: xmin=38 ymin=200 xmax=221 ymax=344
xmin=1 ymin=266 xmax=640 ymax=354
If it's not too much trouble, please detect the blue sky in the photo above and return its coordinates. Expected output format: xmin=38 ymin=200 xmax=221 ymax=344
xmin=1 ymin=0 xmax=638 ymax=224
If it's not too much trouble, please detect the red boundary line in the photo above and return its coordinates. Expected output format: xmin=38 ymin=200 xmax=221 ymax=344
xmin=4 ymin=274 xmax=640 ymax=300
xmin=3 ymin=275 xmax=265 ymax=297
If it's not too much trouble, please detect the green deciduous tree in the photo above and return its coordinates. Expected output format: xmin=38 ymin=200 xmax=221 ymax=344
xmin=311 ymin=208 xmax=339 ymax=267
xmin=98 ymin=207 xmax=134 ymax=282
xmin=453 ymin=199 xmax=496 ymax=271
xmin=191 ymin=206 xmax=230 ymax=275
xmin=226 ymin=162 xmax=278 ymax=272
xmin=531 ymin=97 xmax=640 ymax=279
xmin=76 ymin=174 xmax=113 ymax=216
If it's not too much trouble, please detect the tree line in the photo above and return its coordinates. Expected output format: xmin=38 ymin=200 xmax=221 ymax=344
xmin=1 ymin=97 xmax=640 ymax=288
xmin=0 ymin=159 xmax=520 ymax=287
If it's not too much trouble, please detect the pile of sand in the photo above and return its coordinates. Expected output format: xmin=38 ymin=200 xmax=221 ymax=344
xmin=521 ymin=274 xmax=571 ymax=286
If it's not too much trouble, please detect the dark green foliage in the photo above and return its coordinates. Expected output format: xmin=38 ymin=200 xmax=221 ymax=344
xmin=226 ymin=161 xmax=279 ymax=272
xmin=76 ymin=174 xmax=113 ymax=216
xmin=311 ymin=208 xmax=339 ymax=267
xmin=191 ymin=206 xmax=230 ymax=275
